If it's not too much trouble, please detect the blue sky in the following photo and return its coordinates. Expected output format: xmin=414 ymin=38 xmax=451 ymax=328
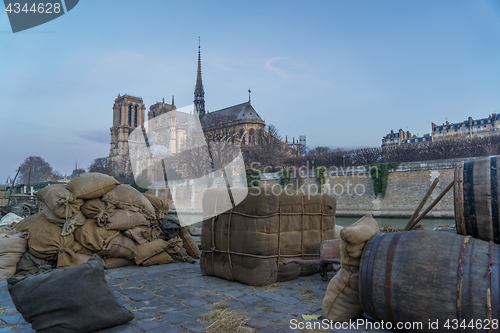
xmin=1 ymin=0 xmax=499 ymax=183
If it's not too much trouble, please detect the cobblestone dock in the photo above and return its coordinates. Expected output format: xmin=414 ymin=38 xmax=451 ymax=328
xmin=0 ymin=262 xmax=393 ymax=333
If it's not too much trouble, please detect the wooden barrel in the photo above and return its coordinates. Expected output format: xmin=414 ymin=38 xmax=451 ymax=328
xmin=455 ymin=156 xmax=500 ymax=244
xmin=359 ymin=231 xmax=499 ymax=333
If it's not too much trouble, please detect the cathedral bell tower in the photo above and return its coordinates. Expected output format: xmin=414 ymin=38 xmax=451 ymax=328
xmin=194 ymin=38 xmax=206 ymax=119
xmin=109 ymin=94 xmax=146 ymax=176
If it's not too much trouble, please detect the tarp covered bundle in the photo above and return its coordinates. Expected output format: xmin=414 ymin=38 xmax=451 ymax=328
xmin=200 ymin=187 xmax=336 ymax=286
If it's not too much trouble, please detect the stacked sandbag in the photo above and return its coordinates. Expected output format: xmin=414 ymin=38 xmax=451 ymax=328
xmin=322 ymin=213 xmax=380 ymax=322
xmin=14 ymin=173 xmax=193 ymax=271
xmin=0 ymin=227 xmax=28 ymax=280
xmin=201 ymin=187 xmax=336 ymax=286
xmin=36 ymin=184 xmax=86 ymax=236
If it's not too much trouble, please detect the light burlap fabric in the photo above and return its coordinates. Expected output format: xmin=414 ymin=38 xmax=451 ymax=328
xmin=103 ymin=257 xmax=136 ymax=269
xmin=106 ymin=210 xmax=149 ymax=231
xmin=41 ymin=203 xmax=86 ymax=237
xmin=102 ymin=185 xmax=156 ymax=220
xmin=0 ymin=227 xmax=28 ymax=280
xmin=141 ymin=251 xmax=172 ymax=267
xmin=81 ymin=198 xmax=116 ymax=226
xmin=27 ymin=215 xmax=83 ymax=268
xmin=201 ymin=187 xmax=336 ymax=286
xmin=66 ymin=173 xmax=120 ymax=200
xmin=74 ymin=219 xmax=120 ymax=253
xmin=143 ymin=193 xmax=169 ymax=219
xmin=98 ymin=233 xmax=137 ymax=260
xmin=322 ymin=213 xmax=380 ymax=322
xmin=135 ymin=239 xmax=168 ymax=264
xmin=123 ymin=226 xmax=150 ymax=245
xmin=179 ymin=228 xmax=200 ymax=259
xmin=36 ymin=184 xmax=83 ymax=219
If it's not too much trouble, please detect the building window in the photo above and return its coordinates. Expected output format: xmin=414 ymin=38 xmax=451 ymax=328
xmin=128 ymin=105 xmax=132 ymax=126
xmin=134 ymin=105 xmax=138 ymax=127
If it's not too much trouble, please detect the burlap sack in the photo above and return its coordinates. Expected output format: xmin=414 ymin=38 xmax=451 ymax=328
xmin=143 ymin=193 xmax=169 ymax=219
xmin=0 ymin=227 xmax=28 ymax=280
xmin=41 ymin=203 xmax=86 ymax=237
xmin=81 ymin=198 xmax=116 ymax=226
xmin=141 ymin=251 xmax=172 ymax=267
xmin=102 ymin=185 xmax=155 ymax=220
xmin=27 ymin=215 xmax=83 ymax=268
xmin=99 ymin=233 xmax=137 ymax=260
xmin=179 ymin=228 xmax=200 ymax=259
xmin=7 ymin=256 xmax=134 ymax=332
xmin=201 ymin=187 xmax=336 ymax=286
xmin=67 ymin=173 xmax=120 ymax=200
xmin=36 ymin=184 xmax=83 ymax=219
xmin=135 ymin=239 xmax=168 ymax=264
xmin=74 ymin=219 xmax=120 ymax=253
xmin=106 ymin=209 xmax=149 ymax=231
xmin=322 ymin=213 xmax=380 ymax=322
xmin=123 ymin=226 xmax=150 ymax=244
xmin=14 ymin=213 xmax=42 ymax=234
xmin=103 ymin=257 xmax=136 ymax=269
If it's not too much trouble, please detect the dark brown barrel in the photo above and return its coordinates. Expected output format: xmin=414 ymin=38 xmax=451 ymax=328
xmin=359 ymin=231 xmax=500 ymax=333
xmin=455 ymin=156 xmax=500 ymax=244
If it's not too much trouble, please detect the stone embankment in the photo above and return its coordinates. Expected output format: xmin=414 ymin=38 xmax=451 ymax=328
xmin=153 ymin=157 xmax=480 ymax=218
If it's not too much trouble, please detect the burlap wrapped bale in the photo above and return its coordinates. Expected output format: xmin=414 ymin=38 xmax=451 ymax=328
xmin=135 ymin=239 xmax=168 ymax=265
xmin=103 ymin=257 xmax=136 ymax=269
xmin=0 ymin=227 xmax=28 ymax=280
xmin=106 ymin=209 xmax=149 ymax=231
xmin=36 ymin=184 xmax=83 ymax=219
xmin=201 ymin=187 xmax=336 ymax=286
xmin=322 ymin=213 xmax=379 ymax=322
xmin=27 ymin=215 xmax=83 ymax=268
xmin=143 ymin=193 xmax=169 ymax=219
xmin=67 ymin=173 xmax=120 ymax=200
xmin=141 ymin=251 xmax=172 ymax=267
xmin=74 ymin=219 xmax=120 ymax=253
xmin=41 ymin=203 xmax=86 ymax=236
xmin=80 ymin=198 xmax=116 ymax=226
xmin=99 ymin=233 xmax=137 ymax=260
xmin=123 ymin=226 xmax=150 ymax=244
xmin=179 ymin=228 xmax=200 ymax=259
xmin=7 ymin=256 xmax=134 ymax=333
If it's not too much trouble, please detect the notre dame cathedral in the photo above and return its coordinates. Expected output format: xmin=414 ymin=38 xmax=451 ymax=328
xmin=109 ymin=43 xmax=266 ymax=177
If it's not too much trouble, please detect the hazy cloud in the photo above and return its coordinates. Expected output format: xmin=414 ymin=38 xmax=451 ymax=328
xmin=264 ymin=57 xmax=288 ymax=79
xmin=79 ymin=130 xmax=109 ymax=144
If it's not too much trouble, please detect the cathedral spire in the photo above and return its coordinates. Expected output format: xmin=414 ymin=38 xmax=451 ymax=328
xmin=194 ymin=37 xmax=206 ymax=118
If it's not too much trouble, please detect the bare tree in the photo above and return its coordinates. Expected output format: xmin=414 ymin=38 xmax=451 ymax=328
xmin=18 ymin=156 xmax=54 ymax=183
xmin=88 ymin=157 xmax=113 ymax=175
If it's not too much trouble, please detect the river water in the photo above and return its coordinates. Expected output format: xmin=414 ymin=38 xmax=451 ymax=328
xmin=176 ymin=214 xmax=455 ymax=230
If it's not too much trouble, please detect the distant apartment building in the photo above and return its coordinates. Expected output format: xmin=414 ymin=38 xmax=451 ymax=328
xmin=382 ymin=113 xmax=500 ymax=147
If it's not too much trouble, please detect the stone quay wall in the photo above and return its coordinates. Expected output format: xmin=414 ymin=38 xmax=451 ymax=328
xmin=152 ymin=157 xmax=483 ymax=218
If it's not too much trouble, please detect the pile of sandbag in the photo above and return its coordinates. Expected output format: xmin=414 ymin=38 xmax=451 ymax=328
xmin=11 ymin=172 xmax=199 ymax=272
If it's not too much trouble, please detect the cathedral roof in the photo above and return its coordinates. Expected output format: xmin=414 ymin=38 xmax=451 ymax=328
xmin=201 ymin=101 xmax=264 ymax=127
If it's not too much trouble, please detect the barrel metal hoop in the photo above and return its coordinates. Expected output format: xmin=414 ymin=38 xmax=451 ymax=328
xmin=457 ymin=236 xmax=474 ymax=332
xmin=464 ymin=161 xmax=479 ymax=238
xmin=491 ymin=156 xmax=499 ymax=243
xmin=490 ymin=241 xmax=500 ymax=322
xmin=384 ymin=232 xmax=402 ymax=323
xmin=360 ymin=232 xmax=385 ymax=320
